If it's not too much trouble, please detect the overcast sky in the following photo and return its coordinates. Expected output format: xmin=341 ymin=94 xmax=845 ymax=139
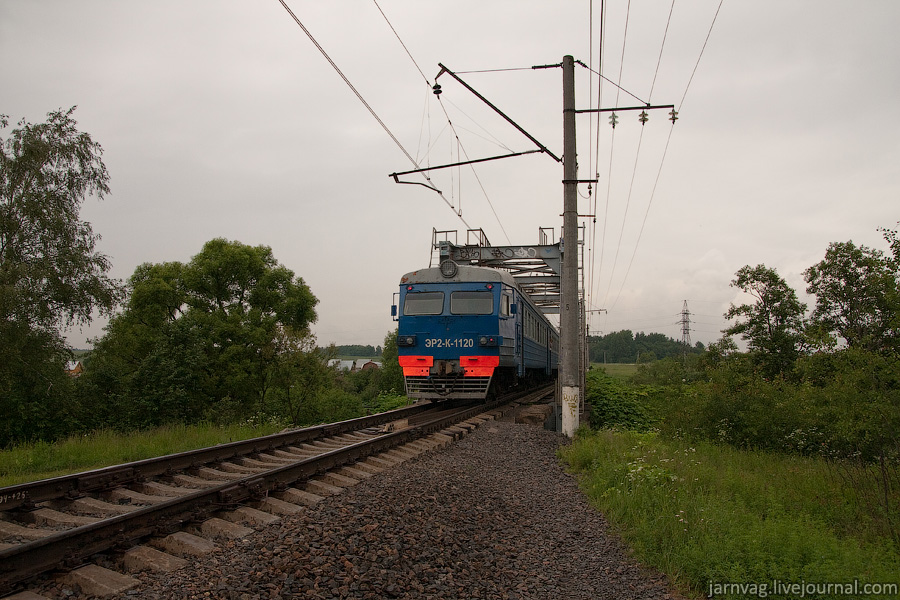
xmin=3 ymin=1 xmax=898 ymax=350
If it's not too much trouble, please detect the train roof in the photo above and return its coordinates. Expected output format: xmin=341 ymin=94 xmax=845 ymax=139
xmin=400 ymin=264 xmax=558 ymax=329
xmin=399 ymin=264 xmax=518 ymax=287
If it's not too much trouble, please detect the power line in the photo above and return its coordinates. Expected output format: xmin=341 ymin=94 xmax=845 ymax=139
xmin=648 ymin=0 xmax=676 ymax=101
xmin=603 ymin=0 xmax=724 ymax=311
xmin=597 ymin=0 xmax=630 ymax=310
xmin=275 ymin=0 xmax=470 ymax=227
xmin=679 ymin=0 xmax=724 ymax=109
xmin=607 ymin=122 xmax=674 ymax=310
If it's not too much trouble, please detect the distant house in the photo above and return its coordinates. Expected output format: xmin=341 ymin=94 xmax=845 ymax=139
xmin=328 ymin=359 xmax=358 ymax=372
xmin=65 ymin=361 xmax=84 ymax=377
xmin=327 ymin=359 xmax=382 ymax=372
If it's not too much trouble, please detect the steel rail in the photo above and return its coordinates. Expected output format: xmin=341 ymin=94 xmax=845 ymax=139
xmin=0 ymin=402 xmax=435 ymax=511
xmin=0 ymin=386 xmax=553 ymax=593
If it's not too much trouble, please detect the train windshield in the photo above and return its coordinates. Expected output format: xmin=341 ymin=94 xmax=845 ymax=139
xmin=450 ymin=291 xmax=494 ymax=315
xmin=404 ymin=292 xmax=444 ymax=315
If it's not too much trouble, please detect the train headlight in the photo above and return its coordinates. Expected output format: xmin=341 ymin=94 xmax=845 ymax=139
xmin=439 ymin=260 xmax=458 ymax=278
xmin=478 ymin=336 xmax=499 ymax=347
xmin=398 ymin=335 xmax=417 ymax=347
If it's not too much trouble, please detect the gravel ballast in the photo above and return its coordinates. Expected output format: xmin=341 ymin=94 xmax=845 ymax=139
xmin=95 ymin=416 xmax=684 ymax=599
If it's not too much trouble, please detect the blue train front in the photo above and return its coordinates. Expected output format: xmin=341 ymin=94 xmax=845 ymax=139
xmin=394 ymin=263 xmax=558 ymax=401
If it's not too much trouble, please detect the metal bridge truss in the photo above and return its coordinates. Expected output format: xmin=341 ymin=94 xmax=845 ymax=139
xmin=430 ymin=228 xmax=563 ymax=315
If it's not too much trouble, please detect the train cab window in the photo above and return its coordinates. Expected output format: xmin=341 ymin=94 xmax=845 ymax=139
xmin=403 ymin=292 xmax=444 ymax=315
xmin=450 ymin=291 xmax=493 ymax=315
xmin=501 ymin=293 xmax=512 ymax=317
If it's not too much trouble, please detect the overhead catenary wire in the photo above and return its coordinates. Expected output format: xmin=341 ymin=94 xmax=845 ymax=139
xmin=586 ymin=0 xmax=596 ymax=310
xmin=275 ymin=0 xmax=470 ymax=227
xmin=371 ymin=0 xmax=516 ymax=243
xmin=442 ymin=97 xmax=516 ymax=153
xmin=587 ymin=0 xmax=607 ymax=336
xmin=432 ymin=81 xmax=513 ymax=243
xmin=281 ymin=0 xmax=725 ymax=328
xmin=415 ymin=85 xmax=435 ymax=165
xmin=372 ymin=0 xmax=430 ymax=86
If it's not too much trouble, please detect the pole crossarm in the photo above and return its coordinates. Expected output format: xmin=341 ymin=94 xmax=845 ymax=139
xmin=573 ymin=104 xmax=675 ymax=114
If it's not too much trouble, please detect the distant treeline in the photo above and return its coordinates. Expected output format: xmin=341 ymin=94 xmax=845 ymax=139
xmin=588 ymin=330 xmax=704 ymax=364
xmin=332 ymin=344 xmax=383 ymax=357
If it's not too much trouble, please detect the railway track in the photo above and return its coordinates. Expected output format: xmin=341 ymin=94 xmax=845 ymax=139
xmin=0 ymin=385 xmax=554 ymax=598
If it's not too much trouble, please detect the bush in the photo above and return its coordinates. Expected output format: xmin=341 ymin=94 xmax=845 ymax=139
xmin=368 ymin=392 xmax=410 ymax=413
xmin=561 ymin=430 xmax=900 ymax=599
xmin=584 ymin=370 xmax=655 ymax=431
xmin=634 ymin=349 xmax=900 ymax=464
xmin=632 ymin=355 xmax=705 ymax=386
xmin=295 ymin=388 xmax=365 ymax=425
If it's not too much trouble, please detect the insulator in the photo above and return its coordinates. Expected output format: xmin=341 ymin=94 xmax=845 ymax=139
xmin=669 ymin=109 xmax=679 ymax=123
xmin=609 ymin=112 xmax=619 ymax=128
xmin=432 ymin=83 xmax=442 ymax=96
xmin=638 ymin=110 xmax=649 ymax=125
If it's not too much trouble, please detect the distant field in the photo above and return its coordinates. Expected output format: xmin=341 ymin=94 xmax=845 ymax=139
xmin=590 ymin=363 xmax=638 ymax=380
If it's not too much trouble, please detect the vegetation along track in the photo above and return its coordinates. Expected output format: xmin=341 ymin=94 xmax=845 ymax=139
xmin=0 ymin=384 xmax=554 ymax=597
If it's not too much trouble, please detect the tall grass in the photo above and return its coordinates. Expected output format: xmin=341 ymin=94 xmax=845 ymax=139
xmin=0 ymin=392 xmax=413 ymax=488
xmin=592 ymin=363 xmax=639 ymax=380
xmin=561 ymin=430 xmax=900 ymax=599
xmin=0 ymin=421 xmax=285 ymax=487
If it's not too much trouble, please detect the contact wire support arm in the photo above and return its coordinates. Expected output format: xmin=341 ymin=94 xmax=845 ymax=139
xmin=435 ymin=63 xmax=561 ymax=163
xmin=390 ymin=149 xmax=544 ymax=180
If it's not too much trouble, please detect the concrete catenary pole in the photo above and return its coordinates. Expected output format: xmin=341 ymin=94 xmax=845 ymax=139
xmin=560 ymin=55 xmax=580 ymax=436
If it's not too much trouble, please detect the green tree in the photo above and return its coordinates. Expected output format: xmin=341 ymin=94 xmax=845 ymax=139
xmin=336 ymin=344 xmax=378 ymax=357
xmin=588 ymin=330 xmax=636 ymax=363
xmin=804 ymin=240 xmax=899 ymax=353
xmin=724 ymin=264 xmax=807 ymax=378
xmin=82 ymin=238 xmax=318 ymax=428
xmin=879 ymin=221 xmax=900 ymax=265
xmin=0 ymin=108 xmax=122 ymax=444
xmin=266 ymin=328 xmax=334 ymax=426
xmin=379 ymin=329 xmax=404 ymax=395
xmin=183 ymin=238 xmax=318 ymax=413
xmin=588 ymin=330 xmax=699 ymax=364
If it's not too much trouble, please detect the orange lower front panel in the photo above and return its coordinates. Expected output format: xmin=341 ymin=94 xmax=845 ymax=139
xmin=460 ymin=355 xmax=500 ymax=377
xmin=398 ymin=355 xmax=433 ymax=377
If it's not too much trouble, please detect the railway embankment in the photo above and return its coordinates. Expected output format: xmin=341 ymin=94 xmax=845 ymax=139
xmin=36 ymin=412 xmax=681 ymax=600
